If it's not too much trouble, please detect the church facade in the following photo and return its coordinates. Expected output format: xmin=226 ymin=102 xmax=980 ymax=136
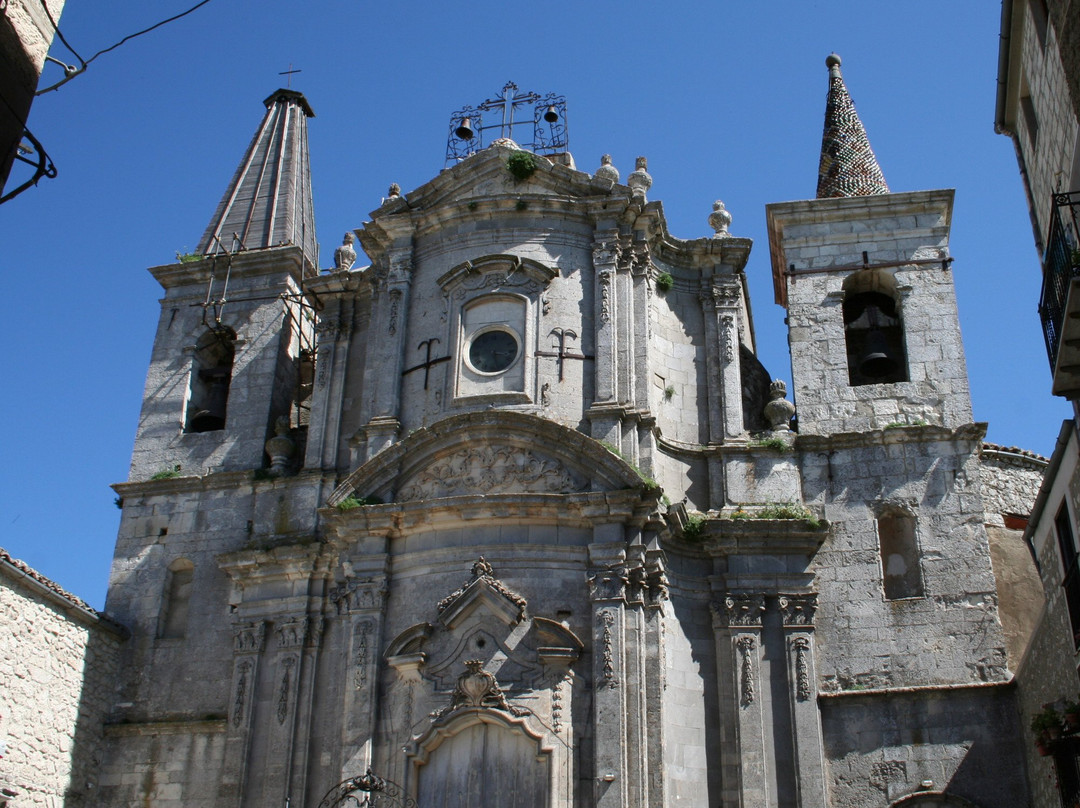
xmin=95 ymin=61 xmax=1035 ymax=808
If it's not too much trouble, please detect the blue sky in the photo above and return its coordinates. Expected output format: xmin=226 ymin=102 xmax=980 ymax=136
xmin=1 ymin=0 xmax=1069 ymax=608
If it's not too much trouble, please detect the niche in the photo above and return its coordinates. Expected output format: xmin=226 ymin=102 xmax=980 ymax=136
xmin=159 ymin=558 xmax=194 ymax=639
xmin=186 ymin=326 xmax=236 ymax=432
xmin=842 ymin=270 xmax=907 ymax=386
xmin=877 ymin=511 xmax=923 ymax=600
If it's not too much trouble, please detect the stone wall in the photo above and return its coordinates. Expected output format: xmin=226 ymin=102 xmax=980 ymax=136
xmin=0 ymin=549 xmax=121 ymax=807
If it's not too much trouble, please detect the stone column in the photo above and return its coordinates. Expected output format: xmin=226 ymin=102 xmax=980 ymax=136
xmin=615 ymin=241 xmax=637 ymax=407
xmin=779 ymin=594 xmax=826 ymax=808
xmin=716 ymin=593 xmax=767 ymax=808
xmin=713 ymin=280 xmax=745 ymax=442
xmin=224 ymin=621 xmax=266 ymax=808
xmin=588 ymin=542 xmax=630 ymax=808
xmin=330 ymin=573 xmax=390 ymax=780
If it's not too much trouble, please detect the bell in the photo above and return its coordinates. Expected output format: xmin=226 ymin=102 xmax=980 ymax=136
xmin=858 ymin=328 xmax=899 ymax=379
xmin=543 ymin=105 xmax=559 ymax=123
xmin=190 ymin=368 xmax=230 ymax=432
xmin=454 ymin=117 xmax=475 ymax=140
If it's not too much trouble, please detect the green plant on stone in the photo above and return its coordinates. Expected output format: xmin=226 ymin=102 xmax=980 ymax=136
xmin=681 ymin=513 xmax=706 ymax=542
xmin=655 ymin=272 xmax=673 ymax=292
xmin=336 ymin=494 xmax=382 ymax=511
xmin=750 ymin=436 xmax=788 ymax=451
xmin=1031 ymin=706 xmax=1062 ymax=734
xmin=664 ymin=385 xmax=675 ymax=401
xmin=506 ymin=151 xmax=538 ymax=181
xmin=175 ymin=249 xmax=203 ymax=264
xmin=150 ymin=465 xmax=182 ymax=481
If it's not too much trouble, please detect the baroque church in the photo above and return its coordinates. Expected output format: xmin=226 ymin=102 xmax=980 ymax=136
xmin=93 ymin=57 xmax=1040 ymax=808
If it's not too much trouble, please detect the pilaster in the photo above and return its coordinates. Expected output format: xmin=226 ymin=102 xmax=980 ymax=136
xmin=592 ymin=232 xmax=621 ymax=406
xmin=330 ymin=571 xmax=390 ymax=780
xmin=224 ymin=620 xmax=266 ymax=808
xmin=779 ymin=594 xmax=826 ymax=808
xmin=305 ymin=296 xmax=355 ymax=470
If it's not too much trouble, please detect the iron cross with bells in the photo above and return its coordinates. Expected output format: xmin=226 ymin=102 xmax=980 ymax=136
xmin=402 ymin=338 xmax=451 ymax=389
xmin=535 ymin=328 xmax=593 ymax=382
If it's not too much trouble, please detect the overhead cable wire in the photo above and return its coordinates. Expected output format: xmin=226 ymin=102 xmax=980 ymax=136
xmin=35 ymin=0 xmax=215 ymax=95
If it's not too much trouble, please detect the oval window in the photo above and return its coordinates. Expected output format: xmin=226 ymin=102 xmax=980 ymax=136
xmin=468 ymin=328 xmax=519 ymax=374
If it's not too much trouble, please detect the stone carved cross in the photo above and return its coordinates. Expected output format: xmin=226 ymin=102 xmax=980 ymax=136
xmin=402 ymin=338 xmax=450 ymax=389
xmin=536 ymin=328 xmax=593 ymax=382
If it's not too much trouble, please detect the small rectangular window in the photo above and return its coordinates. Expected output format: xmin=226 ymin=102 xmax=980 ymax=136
xmin=159 ymin=563 xmax=194 ymax=639
xmin=1055 ymin=503 xmax=1080 ymax=648
xmin=878 ymin=513 xmax=924 ymax=600
xmin=1030 ymin=0 xmax=1050 ymax=49
xmin=1021 ymin=90 xmax=1040 ymax=149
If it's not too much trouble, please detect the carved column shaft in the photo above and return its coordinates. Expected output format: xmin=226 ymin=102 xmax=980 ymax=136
xmin=589 ymin=547 xmax=630 ymax=808
xmin=305 ymin=296 xmax=355 ymax=469
xmin=592 ymin=233 xmax=620 ymax=405
xmin=780 ymin=595 xmax=827 ymax=808
xmin=362 ymin=247 xmax=413 ymax=458
xmin=712 ymin=594 xmax=767 ymax=808
xmin=333 ymin=573 xmax=389 ymax=782
xmin=615 ymin=246 xmax=635 ymax=407
xmin=713 ymin=281 xmax=745 ymax=442
xmin=224 ymin=621 xmax=266 ymax=808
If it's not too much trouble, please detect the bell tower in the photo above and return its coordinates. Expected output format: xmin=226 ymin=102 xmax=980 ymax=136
xmin=127 ymin=89 xmax=317 ymax=479
xmin=767 ymin=55 xmax=972 ymax=435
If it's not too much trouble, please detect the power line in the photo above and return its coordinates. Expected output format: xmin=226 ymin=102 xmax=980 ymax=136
xmin=35 ymin=0 xmax=216 ymax=95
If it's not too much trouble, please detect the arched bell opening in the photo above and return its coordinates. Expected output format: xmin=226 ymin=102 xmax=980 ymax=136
xmin=842 ymin=269 xmax=908 ymax=386
xmin=185 ymin=325 xmax=237 ymax=433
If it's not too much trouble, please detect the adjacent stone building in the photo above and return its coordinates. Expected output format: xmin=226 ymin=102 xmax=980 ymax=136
xmin=0 ymin=549 xmax=122 ymax=807
xmin=996 ymin=1 xmax=1080 ymax=804
xmin=75 ymin=59 xmax=1051 ymax=808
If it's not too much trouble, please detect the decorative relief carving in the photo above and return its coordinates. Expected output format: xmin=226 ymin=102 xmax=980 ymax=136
xmin=455 ymin=268 xmax=540 ymax=295
xmin=720 ymin=314 xmax=735 ymax=363
xmin=354 ymin=620 xmax=374 ymax=690
xmin=431 ymin=659 xmax=529 ymax=720
xmin=716 ymin=593 xmax=766 ymax=628
xmin=331 ymin=576 xmax=389 ymax=615
xmin=712 ymin=283 xmax=741 ymax=305
xmin=307 ymin=617 xmax=325 ymax=648
xmin=387 ymin=289 xmax=401 ymax=336
xmin=552 ymin=672 xmax=571 ymax=732
xmin=598 ymin=269 xmax=613 ymax=323
xmin=233 ymin=621 xmax=266 ymax=654
xmin=397 ymin=446 xmax=586 ymax=501
xmin=792 ymin=636 xmax=811 ymax=702
xmin=737 ymin=635 xmax=756 ymax=706
xmin=592 ymin=240 xmax=620 ymax=268
xmin=232 ymin=659 xmax=252 ymax=728
xmin=277 ymin=656 xmax=296 ymax=724
xmin=779 ymin=593 xmax=818 ymax=627
xmin=600 ymin=609 xmax=619 ymax=689
xmin=315 ymin=345 xmax=332 ymax=391
xmin=276 ymin=617 xmax=308 ymax=648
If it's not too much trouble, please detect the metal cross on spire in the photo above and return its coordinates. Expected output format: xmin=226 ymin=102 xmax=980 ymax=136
xmin=279 ymin=64 xmax=301 ymax=89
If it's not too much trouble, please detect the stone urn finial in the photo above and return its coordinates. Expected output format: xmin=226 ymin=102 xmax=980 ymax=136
xmin=594 ymin=153 xmax=619 ymax=184
xmin=763 ymin=379 xmax=796 ymax=434
xmin=387 ymin=182 xmax=401 ymax=199
xmin=334 ymin=232 xmax=356 ymax=272
xmin=627 ymin=156 xmax=652 ymax=203
xmin=709 ymin=200 xmax=732 ymax=238
xmin=265 ymin=416 xmax=295 ymax=476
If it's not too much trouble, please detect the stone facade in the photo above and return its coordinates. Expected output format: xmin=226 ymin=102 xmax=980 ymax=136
xmin=0 ymin=549 xmax=121 ymax=807
xmin=65 ymin=76 xmax=1054 ymax=808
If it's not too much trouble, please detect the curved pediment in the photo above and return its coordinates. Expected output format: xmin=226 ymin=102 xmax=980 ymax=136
xmin=328 ymin=411 xmax=646 ymax=506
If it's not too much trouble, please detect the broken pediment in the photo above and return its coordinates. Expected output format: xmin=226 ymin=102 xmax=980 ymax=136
xmin=384 ymin=558 xmax=582 ymax=694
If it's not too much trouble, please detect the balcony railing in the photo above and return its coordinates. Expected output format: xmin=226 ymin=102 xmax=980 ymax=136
xmin=1039 ymin=191 xmax=1080 ymax=368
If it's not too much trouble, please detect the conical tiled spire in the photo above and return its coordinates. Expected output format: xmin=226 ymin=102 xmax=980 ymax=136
xmin=816 ymin=54 xmax=889 ymax=199
xmin=197 ymin=89 xmax=318 ymax=267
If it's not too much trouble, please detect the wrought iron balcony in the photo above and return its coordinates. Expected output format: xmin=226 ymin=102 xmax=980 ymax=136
xmin=1040 ymin=191 xmax=1080 ymax=373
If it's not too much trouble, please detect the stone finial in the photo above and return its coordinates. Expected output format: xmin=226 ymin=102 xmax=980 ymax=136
xmin=709 ymin=200 xmax=732 ymax=238
xmin=764 ymin=379 xmax=796 ymax=434
xmin=594 ymin=153 xmax=620 ymax=184
xmin=388 ymin=183 xmax=401 ymax=198
xmin=265 ymin=416 xmax=295 ymax=476
xmin=334 ymin=232 xmax=356 ymax=272
xmin=627 ymin=156 xmax=652 ymax=203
